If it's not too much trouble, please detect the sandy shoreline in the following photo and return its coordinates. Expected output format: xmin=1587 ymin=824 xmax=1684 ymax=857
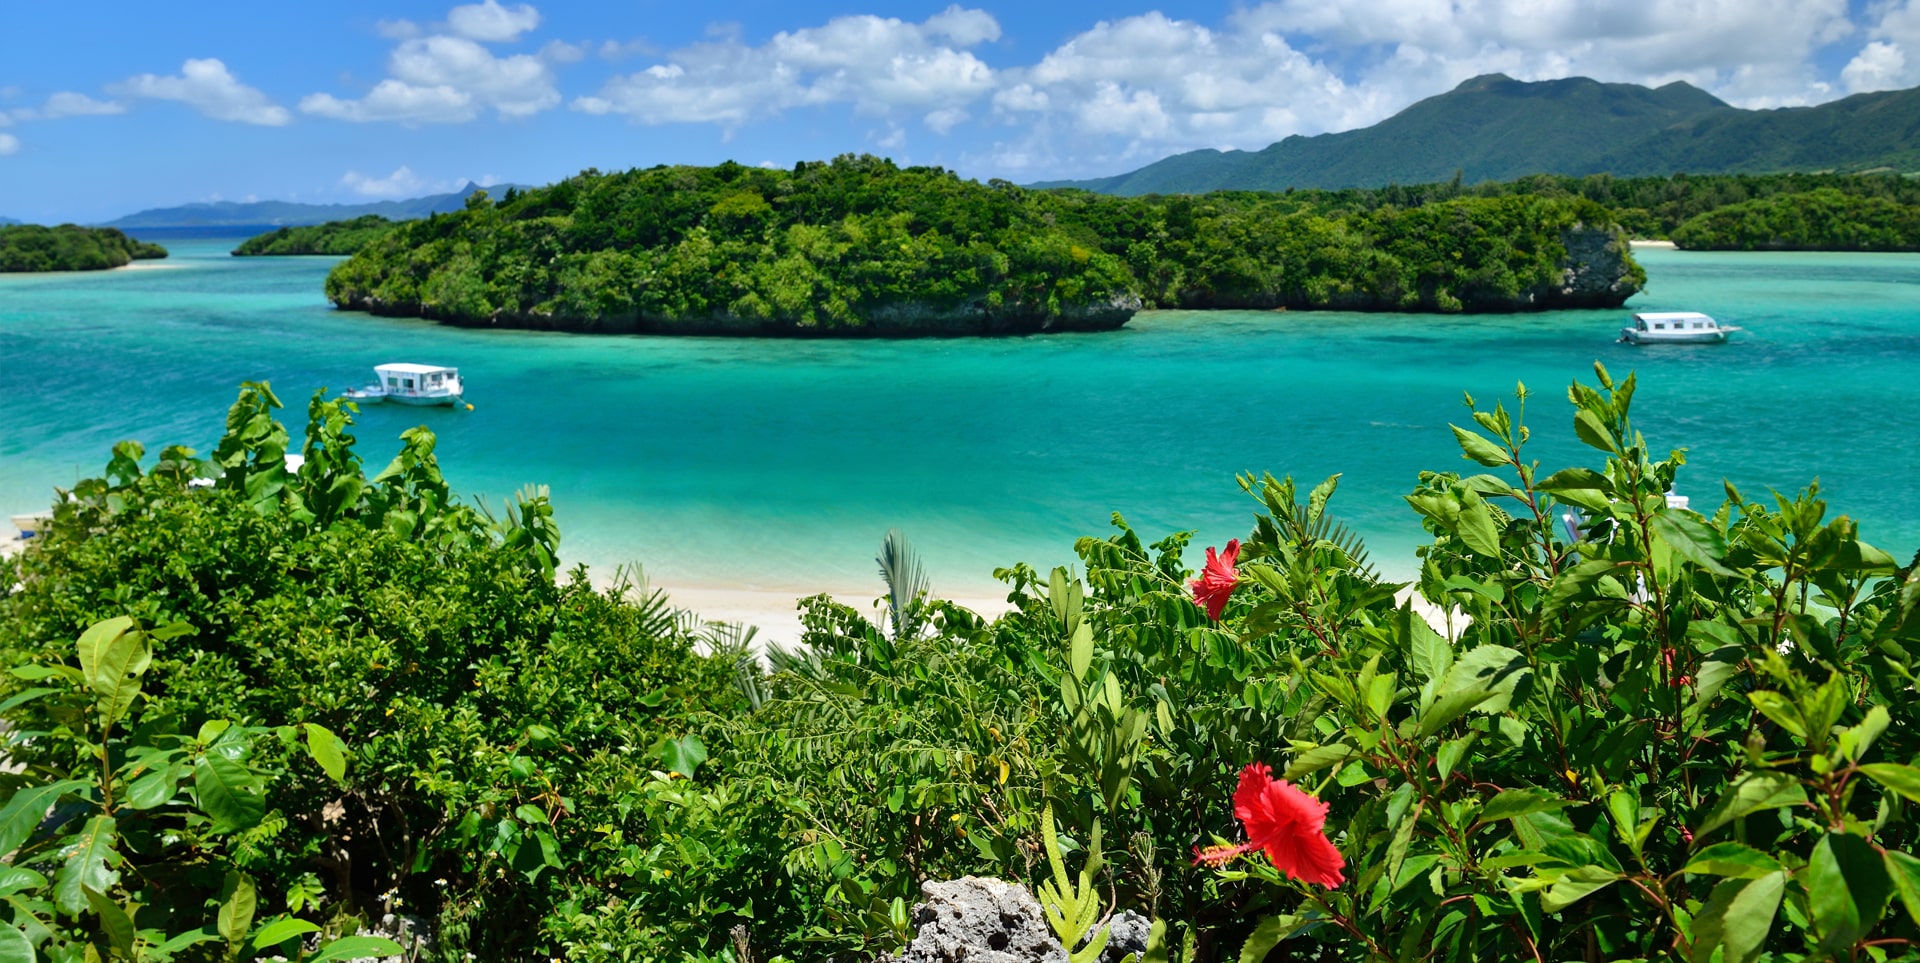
xmin=1629 ymin=239 xmax=1678 ymax=249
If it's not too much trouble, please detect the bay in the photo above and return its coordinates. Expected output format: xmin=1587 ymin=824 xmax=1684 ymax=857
xmin=3 ymin=240 xmax=1916 ymax=600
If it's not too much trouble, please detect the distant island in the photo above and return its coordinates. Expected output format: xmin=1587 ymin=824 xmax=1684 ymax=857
xmin=320 ymin=156 xmax=1642 ymax=336
xmin=1041 ymin=74 xmax=1920 ymax=195
xmin=232 ymin=215 xmax=395 ymax=256
xmin=0 ymin=224 xmax=167 ymax=272
xmin=103 ymin=183 xmax=512 ymax=230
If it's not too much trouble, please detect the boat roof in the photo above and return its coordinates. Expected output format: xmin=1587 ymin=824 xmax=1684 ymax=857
xmin=374 ymin=362 xmax=459 ymax=375
xmin=1632 ymin=311 xmax=1716 ymax=322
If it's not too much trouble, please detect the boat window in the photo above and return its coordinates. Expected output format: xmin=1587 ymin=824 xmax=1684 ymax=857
xmin=404 ymin=378 xmax=414 ymax=389
xmin=386 ymin=377 xmax=397 ymax=388
xmin=1654 ymin=322 xmax=1666 ymax=330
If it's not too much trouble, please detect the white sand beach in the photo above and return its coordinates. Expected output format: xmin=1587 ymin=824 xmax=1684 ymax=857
xmin=1630 ymin=239 xmax=1678 ymax=249
xmin=651 ymin=583 xmax=1016 ymax=648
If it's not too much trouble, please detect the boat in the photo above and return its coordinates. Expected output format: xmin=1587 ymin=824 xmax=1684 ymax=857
xmin=346 ymin=364 xmax=465 ymax=407
xmin=1619 ymin=312 xmax=1740 ymax=344
xmin=11 ymin=512 xmax=50 ymax=539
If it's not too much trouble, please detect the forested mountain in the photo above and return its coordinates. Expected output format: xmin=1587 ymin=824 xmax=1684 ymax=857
xmin=231 ymin=215 xmax=396 ymax=255
xmin=1043 ymin=75 xmax=1920 ymax=195
xmin=102 ymin=183 xmax=513 ymax=229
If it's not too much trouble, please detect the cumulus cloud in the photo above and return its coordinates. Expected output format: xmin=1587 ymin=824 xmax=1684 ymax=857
xmin=341 ymin=165 xmax=431 ymax=197
xmin=0 ymin=133 xmax=17 ymax=156
xmin=573 ymin=6 xmax=998 ymax=125
xmin=1843 ymin=1 xmax=1920 ymax=92
xmin=305 ymin=4 xmax=560 ymax=123
xmin=7 ymin=92 xmax=126 ymax=122
xmin=447 ymin=0 xmax=540 ymax=42
xmin=109 ymin=58 xmax=291 ymax=125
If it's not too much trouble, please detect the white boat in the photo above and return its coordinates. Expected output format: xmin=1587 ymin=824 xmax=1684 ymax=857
xmin=347 ymin=364 xmax=465 ymax=407
xmin=11 ymin=512 xmax=50 ymax=539
xmin=1619 ymin=312 xmax=1739 ymax=344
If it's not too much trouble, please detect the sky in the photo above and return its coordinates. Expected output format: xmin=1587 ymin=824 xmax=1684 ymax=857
xmin=0 ymin=0 xmax=1913 ymax=222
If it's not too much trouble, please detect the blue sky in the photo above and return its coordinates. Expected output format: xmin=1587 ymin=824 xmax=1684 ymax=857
xmin=0 ymin=0 xmax=1906 ymax=222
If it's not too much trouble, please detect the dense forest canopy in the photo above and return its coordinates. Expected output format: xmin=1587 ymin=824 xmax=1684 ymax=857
xmin=323 ymin=155 xmax=1640 ymax=335
xmin=231 ymin=215 xmax=396 ymax=256
xmin=0 ymin=223 xmax=166 ymax=272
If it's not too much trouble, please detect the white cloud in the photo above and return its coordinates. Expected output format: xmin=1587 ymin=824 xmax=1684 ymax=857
xmin=304 ymin=6 xmax=560 ymax=124
xmin=598 ymin=39 xmax=655 ymax=61
xmin=341 ymin=165 xmax=430 ymax=197
xmin=0 ymin=133 xmax=17 ymax=156
xmin=924 ymin=106 xmax=969 ymax=133
xmin=1842 ymin=1 xmax=1920 ymax=92
xmin=573 ymin=7 xmax=998 ymax=125
xmin=447 ymin=0 xmax=540 ymax=42
xmin=5 ymin=92 xmax=126 ymax=122
xmin=109 ymin=58 xmax=291 ymax=125
xmin=377 ymin=18 xmax=422 ymax=40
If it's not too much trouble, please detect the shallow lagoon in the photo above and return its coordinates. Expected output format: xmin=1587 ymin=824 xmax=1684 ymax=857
xmin=3 ymin=242 xmax=1916 ymax=596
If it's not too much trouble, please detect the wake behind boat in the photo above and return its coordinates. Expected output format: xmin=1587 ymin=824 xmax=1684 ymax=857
xmin=1619 ymin=311 xmax=1740 ymax=344
xmin=344 ymin=363 xmax=466 ymax=407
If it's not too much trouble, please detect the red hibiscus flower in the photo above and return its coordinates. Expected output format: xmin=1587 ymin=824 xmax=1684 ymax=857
xmin=1189 ymin=539 xmax=1240 ymax=620
xmin=1194 ymin=762 xmax=1345 ymax=888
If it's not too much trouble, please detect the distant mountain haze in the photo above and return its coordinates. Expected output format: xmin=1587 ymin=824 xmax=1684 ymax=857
xmin=0 ymin=216 xmax=20 ymax=226
xmin=1038 ymin=74 xmax=1920 ymax=195
xmin=99 ymin=182 xmax=521 ymax=229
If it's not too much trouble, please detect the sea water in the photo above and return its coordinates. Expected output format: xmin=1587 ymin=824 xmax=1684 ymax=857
xmin=2 ymin=240 xmax=1916 ymax=595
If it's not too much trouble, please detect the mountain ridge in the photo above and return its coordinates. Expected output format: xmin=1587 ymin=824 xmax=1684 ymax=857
xmin=99 ymin=182 xmax=518 ymax=229
xmin=1039 ymin=75 xmax=1920 ymax=195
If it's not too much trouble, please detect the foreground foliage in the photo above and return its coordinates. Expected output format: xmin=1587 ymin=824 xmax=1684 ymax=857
xmin=0 ymin=225 xmax=166 ymax=272
xmin=4 ymin=368 xmax=1918 ymax=961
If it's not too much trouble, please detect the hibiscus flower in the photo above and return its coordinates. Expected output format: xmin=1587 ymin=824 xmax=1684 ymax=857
xmin=1189 ymin=539 xmax=1240 ymax=620
xmin=1194 ymin=762 xmax=1345 ymax=888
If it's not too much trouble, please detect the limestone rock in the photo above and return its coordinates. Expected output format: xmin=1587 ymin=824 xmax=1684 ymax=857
xmin=1097 ymin=910 xmax=1152 ymax=963
xmin=888 ymin=876 xmax=1068 ymax=963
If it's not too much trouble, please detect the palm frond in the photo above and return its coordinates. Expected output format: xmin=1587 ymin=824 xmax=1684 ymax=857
xmin=876 ymin=528 xmax=931 ymax=640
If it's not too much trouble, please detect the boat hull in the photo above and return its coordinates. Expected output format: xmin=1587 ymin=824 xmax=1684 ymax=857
xmin=387 ymin=393 xmax=463 ymax=407
xmin=1619 ymin=328 xmax=1728 ymax=344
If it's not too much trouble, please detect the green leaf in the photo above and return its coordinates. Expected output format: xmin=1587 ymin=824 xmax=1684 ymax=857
xmin=305 ymin=935 xmax=407 ymax=963
xmin=1806 ymin=832 xmax=1892 ymax=952
xmin=54 ymin=815 xmax=119 ymax=917
xmin=1537 ymin=467 xmax=1614 ymax=497
xmin=1238 ymin=915 xmax=1303 ymax=963
xmin=1885 ymin=851 xmax=1920 ymax=928
xmin=1454 ymin=491 xmax=1502 ymax=558
xmin=1745 ymin=691 xmax=1806 ymax=740
xmin=157 ymin=926 xmax=220 ymax=955
xmin=193 ymin=753 xmax=266 ymax=834
xmin=74 ymin=616 xmax=135 ymax=691
xmin=0 ymin=924 xmax=33 ymax=963
xmin=0 ymin=868 xmax=47 ymax=899
xmin=0 ymin=781 xmax=89 ymax=858
xmin=124 ymin=766 xmax=179 ymax=811
xmin=1698 ymin=771 xmax=1806 ymax=839
xmin=1690 ymin=871 xmax=1784 ymax=963
xmin=1448 ymin=425 xmax=1509 ymax=467
xmin=1540 ymin=866 xmax=1622 ymax=913
xmin=1684 ymin=842 xmax=1784 ymax=879
xmin=1858 ymin=763 xmax=1920 ymax=804
xmin=1069 ymin=621 xmax=1092 ymax=680
xmin=658 ymin=734 xmax=707 ymax=779
xmin=1573 ymin=409 xmax=1618 ymax=454
xmin=302 ymin=723 xmax=348 ymax=784
xmin=1282 ymin=744 xmax=1352 ymax=781
xmin=217 ymin=872 xmax=256 ymax=943
xmin=83 ymin=887 xmax=135 ymax=957
xmin=1479 ymin=789 xmax=1571 ymax=823
xmin=1421 ymin=645 xmax=1529 ymax=737
xmin=0 ymin=688 xmax=60 ymax=715
xmin=1651 ymin=512 xmax=1737 ymax=577
xmin=248 ymin=918 xmax=321 ymax=951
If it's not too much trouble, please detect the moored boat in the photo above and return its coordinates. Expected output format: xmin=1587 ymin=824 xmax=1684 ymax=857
xmin=349 ymin=363 xmax=464 ymax=406
xmin=1619 ymin=311 xmax=1739 ymax=344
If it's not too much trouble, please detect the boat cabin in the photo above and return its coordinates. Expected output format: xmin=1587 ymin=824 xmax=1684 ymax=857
xmin=1630 ymin=312 xmax=1720 ymax=334
xmin=373 ymin=363 xmax=464 ymax=405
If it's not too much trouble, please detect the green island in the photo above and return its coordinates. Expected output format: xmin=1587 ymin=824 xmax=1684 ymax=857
xmin=3 ymin=376 xmax=1917 ymax=961
xmin=230 ymin=215 xmax=399 ymax=256
xmin=319 ymin=155 xmax=1643 ymax=336
xmin=0 ymin=223 xmax=166 ymax=272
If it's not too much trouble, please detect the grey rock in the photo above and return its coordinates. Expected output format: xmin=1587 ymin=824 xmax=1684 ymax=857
xmin=888 ymin=876 xmax=1069 ymax=963
xmin=1096 ymin=910 xmax=1151 ymax=963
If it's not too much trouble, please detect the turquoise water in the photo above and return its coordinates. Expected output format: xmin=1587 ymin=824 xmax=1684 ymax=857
xmin=3 ymin=240 xmax=1917 ymax=594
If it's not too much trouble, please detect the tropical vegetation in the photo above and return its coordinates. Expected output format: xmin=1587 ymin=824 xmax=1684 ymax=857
xmin=3 ymin=368 xmax=1917 ymax=962
xmin=0 ymin=224 xmax=166 ymax=272
xmin=322 ymin=155 xmax=1639 ymax=334
xmin=231 ymin=216 xmax=396 ymax=256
